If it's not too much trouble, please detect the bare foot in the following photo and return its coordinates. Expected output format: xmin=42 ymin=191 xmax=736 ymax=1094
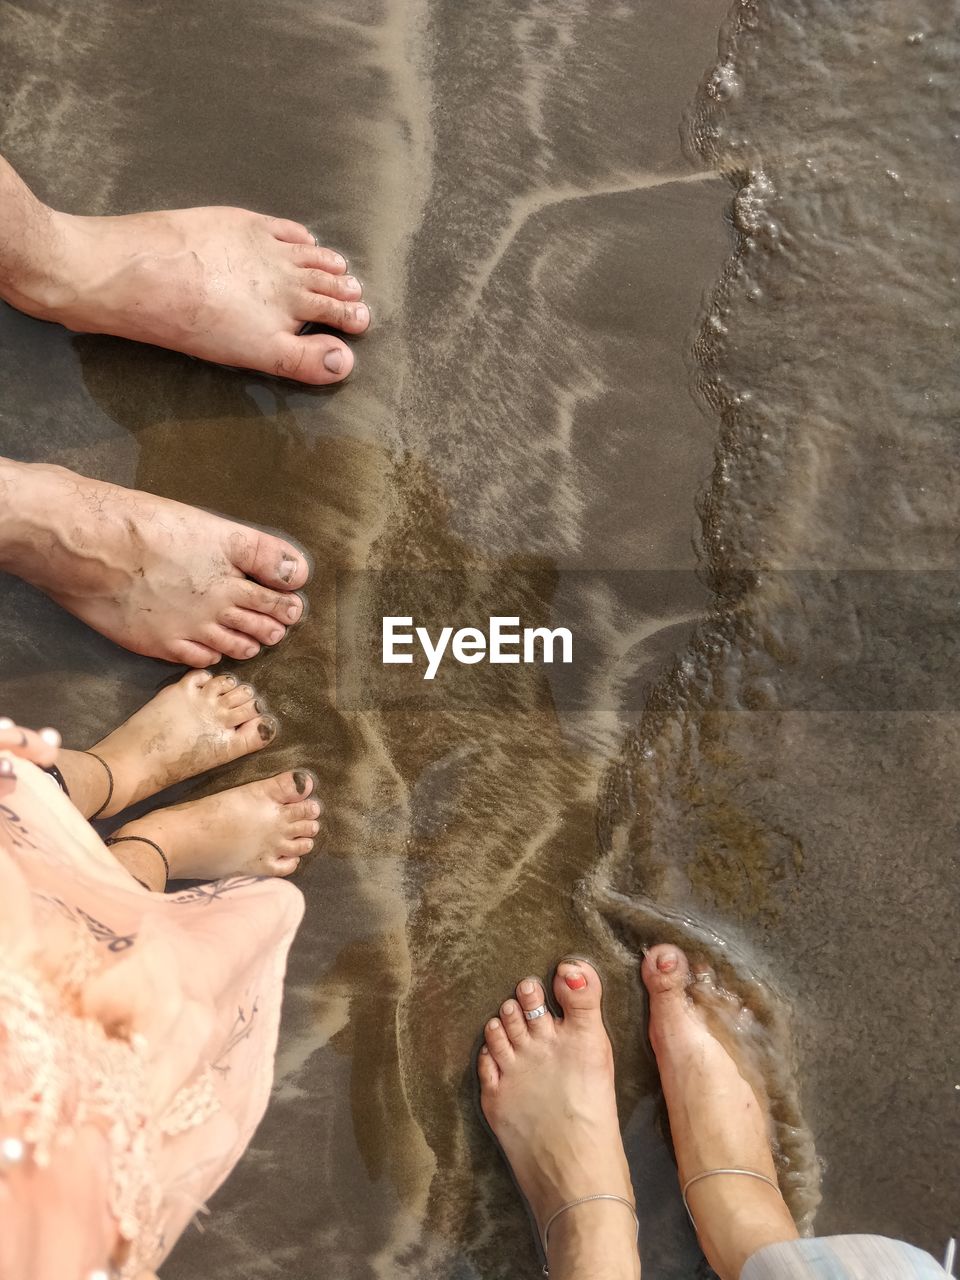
xmin=79 ymin=670 xmax=277 ymax=818
xmin=478 ymin=961 xmax=640 ymax=1280
xmin=0 ymin=157 xmax=369 ymax=385
xmin=0 ymin=458 xmax=310 ymax=665
xmin=642 ymin=945 xmax=799 ymax=1280
xmin=107 ymin=770 xmax=323 ymax=887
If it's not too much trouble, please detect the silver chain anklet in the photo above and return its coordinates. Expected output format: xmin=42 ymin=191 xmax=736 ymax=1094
xmin=681 ymin=1168 xmax=782 ymax=1228
xmin=541 ymin=1194 xmax=639 ymax=1275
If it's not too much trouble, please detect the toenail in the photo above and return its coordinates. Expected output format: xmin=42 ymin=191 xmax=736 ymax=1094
xmin=520 ymin=979 xmax=536 ymax=996
xmin=332 ymin=252 xmax=346 ymax=269
xmin=257 ymin=718 xmax=278 ymax=742
xmin=502 ymin=1001 xmax=516 ymax=1015
xmin=657 ymin=952 xmax=679 ymax=974
xmin=293 ymin=769 xmax=309 ymax=794
xmin=310 ymin=821 xmax=321 ymax=835
xmin=480 ymin=1045 xmax=489 ymax=1055
xmin=308 ymin=801 xmax=321 ymax=817
xmin=354 ymin=304 xmax=369 ymax=326
xmin=488 ymin=1019 xmax=500 ymax=1031
xmin=223 ymin=675 xmax=238 ymax=687
xmin=344 ymin=275 xmax=360 ymax=291
xmin=269 ymin=628 xmax=284 ymax=644
xmin=245 ymin=646 xmax=259 ymax=658
xmin=564 ymin=971 xmax=588 ymax=990
xmin=254 ymin=699 xmax=265 ymax=713
xmin=279 ymin=555 xmax=299 ymax=584
xmin=287 ymin=601 xmax=301 ymax=621
xmin=323 ymin=349 xmax=344 ymax=374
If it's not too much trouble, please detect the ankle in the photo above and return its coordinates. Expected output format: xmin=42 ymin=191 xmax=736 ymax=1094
xmin=105 ymin=824 xmax=170 ymax=892
xmin=546 ymin=1198 xmax=641 ymax=1280
xmin=687 ymin=1180 xmax=798 ymax=1280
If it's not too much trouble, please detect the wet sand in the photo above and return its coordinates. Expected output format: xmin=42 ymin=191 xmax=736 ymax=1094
xmin=1 ymin=1 xmax=957 ymax=1277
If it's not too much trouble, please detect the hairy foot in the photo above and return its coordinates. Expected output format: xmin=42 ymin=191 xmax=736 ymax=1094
xmin=478 ymin=961 xmax=640 ymax=1280
xmin=2 ymin=164 xmax=369 ymax=384
xmin=642 ymin=945 xmax=798 ymax=1280
xmin=108 ymin=769 xmax=323 ymax=887
xmin=84 ymin=670 xmax=277 ymax=818
xmin=0 ymin=458 xmax=310 ymax=665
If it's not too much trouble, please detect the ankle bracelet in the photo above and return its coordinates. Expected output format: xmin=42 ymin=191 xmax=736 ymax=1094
xmin=541 ymin=1194 xmax=639 ymax=1274
xmin=681 ymin=1168 xmax=782 ymax=1229
xmin=104 ymin=834 xmax=169 ymax=889
xmin=83 ymin=751 xmax=114 ymax=819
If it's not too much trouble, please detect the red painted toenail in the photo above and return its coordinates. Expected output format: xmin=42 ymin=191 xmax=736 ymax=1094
xmin=657 ymin=953 xmax=678 ymax=973
xmin=564 ymin=973 xmax=588 ymax=990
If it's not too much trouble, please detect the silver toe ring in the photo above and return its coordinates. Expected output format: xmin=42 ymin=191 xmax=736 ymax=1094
xmin=524 ymin=1003 xmax=548 ymax=1021
xmin=693 ymin=971 xmax=714 ymax=983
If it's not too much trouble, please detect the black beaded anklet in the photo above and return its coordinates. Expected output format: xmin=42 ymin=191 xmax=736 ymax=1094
xmin=104 ymin=834 xmax=170 ymax=888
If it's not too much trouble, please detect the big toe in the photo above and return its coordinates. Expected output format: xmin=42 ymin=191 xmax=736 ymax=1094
xmin=553 ymin=957 xmax=604 ymax=1027
xmin=641 ymin=943 xmax=691 ymax=1000
xmin=227 ymin=528 xmax=311 ymax=592
xmin=271 ymin=331 xmax=355 ymax=386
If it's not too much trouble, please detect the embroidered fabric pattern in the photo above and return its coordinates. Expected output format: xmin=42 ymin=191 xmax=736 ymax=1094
xmin=0 ymin=927 xmax=219 ymax=1275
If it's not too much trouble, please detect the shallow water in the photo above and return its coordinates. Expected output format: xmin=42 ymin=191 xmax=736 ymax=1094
xmin=0 ymin=1 xmax=957 ymax=1277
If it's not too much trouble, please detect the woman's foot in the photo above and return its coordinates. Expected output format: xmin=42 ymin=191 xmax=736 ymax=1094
xmin=76 ymin=670 xmax=277 ymax=818
xmin=642 ymin=945 xmax=799 ymax=1280
xmin=0 ymin=458 xmax=310 ymax=665
xmin=478 ymin=961 xmax=640 ymax=1280
xmin=0 ymin=157 xmax=369 ymax=385
xmin=107 ymin=769 xmax=323 ymax=888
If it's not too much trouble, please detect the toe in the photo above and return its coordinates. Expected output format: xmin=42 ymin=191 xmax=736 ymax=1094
xmin=286 ymin=798 xmax=322 ymax=823
xmin=288 ymin=819 xmax=322 ymax=840
xmin=184 ymin=670 xmax=214 ymax=691
xmin=515 ymin=977 xmax=553 ymax=1037
xmin=483 ymin=1017 xmax=513 ymax=1069
xmin=169 ymin=638 xmax=223 ymax=667
xmin=234 ymin=580 xmax=305 ymax=626
xmin=265 ymin=215 xmax=315 ymax=246
xmin=263 ymin=769 xmax=317 ymax=805
xmin=266 ymin=854 xmax=302 ymax=878
xmin=553 ymin=959 xmax=604 ymax=1028
xmin=235 ymin=715 xmax=278 ymax=752
xmin=296 ymin=293 xmax=370 ymax=336
xmin=270 ymin=332 xmax=355 ymax=385
xmin=209 ymin=673 xmax=240 ymax=697
xmin=219 ymin=681 xmax=256 ymax=708
xmin=301 ymin=269 xmax=363 ymax=300
xmin=288 ymin=241 xmax=348 ymax=274
xmin=226 ymin=528 xmax=311 ymax=592
xmin=217 ymin=605 xmax=287 ymax=648
xmin=201 ymin=625 xmax=261 ymax=662
xmin=283 ymin=836 xmax=316 ymax=858
xmin=641 ymin=944 xmax=692 ymax=1000
xmin=224 ymin=696 xmax=267 ymax=729
xmin=477 ymin=1044 xmax=501 ymax=1092
xmin=499 ymin=998 xmax=528 ymax=1048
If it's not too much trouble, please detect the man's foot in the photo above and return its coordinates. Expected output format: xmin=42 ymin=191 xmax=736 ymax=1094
xmin=107 ymin=770 xmax=323 ymax=887
xmin=0 ymin=458 xmax=310 ymax=665
xmin=83 ymin=670 xmax=277 ymax=817
xmin=0 ymin=158 xmax=369 ymax=385
xmin=478 ymin=961 xmax=640 ymax=1280
xmin=642 ymin=945 xmax=799 ymax=1280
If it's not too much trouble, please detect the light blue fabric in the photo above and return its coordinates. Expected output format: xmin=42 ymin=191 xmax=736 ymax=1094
xmin=741 ymin=1235 xmax=949 ymax=1280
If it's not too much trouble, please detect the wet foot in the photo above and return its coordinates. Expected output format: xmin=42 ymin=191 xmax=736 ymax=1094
xmin=0 ymin=157 xmax=369 ymax=384
xmin=107 ymin=769 xmax=323 ymax=888
xmin=0 ymin=458 xmax=310 ymax=665
xmin=642 ymin=945 xmax=798 ymax=1280
xmin=478 ymin=961 xmax=640 ymax=1280
xmin=84 ymin=670 xmax=277 ymax=818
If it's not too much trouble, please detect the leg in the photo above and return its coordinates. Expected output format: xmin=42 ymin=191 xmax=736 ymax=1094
xmin=642 ymin=945 xmax=800 ymax=1280
xmin=52 ymin=670 xmax=278 ymax=818
xmin=478 ymin=961 xmax=641 ymax=1280
xmin=0 ymin=154 xmax=368 ymax=384
xmin=0 ymin=456 xmax=310 ymax=664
